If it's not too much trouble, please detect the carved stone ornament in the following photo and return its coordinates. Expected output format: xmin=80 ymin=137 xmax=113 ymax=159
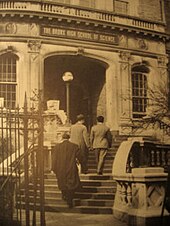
xmin=137 ymin=39 xmax=148 ymax=50
xmin=157 ymin=56 xmax=168 ymax=67
xmin=119 ymin=35 xmax=127 ymax=47
xmin=119 ymin=51 xmax=131 ymax=62
xmin=76 ymin=47 xmax=85 ymax=55
xmin=5 ymin=23 xmax=17 ymax=34
xmin=29 ymin=23 xmax=39 ymax=36
xmin=0 ymin=46 xmax=15 ymax=55
xmin=28 ymin=40 xmax=41 ymax=53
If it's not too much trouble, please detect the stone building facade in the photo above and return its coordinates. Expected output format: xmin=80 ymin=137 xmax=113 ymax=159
xmin=0 ymin=0 xmax=169 ymax=136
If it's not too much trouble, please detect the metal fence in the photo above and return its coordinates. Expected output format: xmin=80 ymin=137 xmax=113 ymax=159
xmin=0 ymin=95 xmax=45 ymax=226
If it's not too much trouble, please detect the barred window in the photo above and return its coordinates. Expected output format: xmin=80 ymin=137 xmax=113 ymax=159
xmin=114 ymin=0 xmax=128 ymax=14
xmin=0 ymin=53 xmax=17 ymax=108
xmin=132 ymin=70 xmax=148 ymax=119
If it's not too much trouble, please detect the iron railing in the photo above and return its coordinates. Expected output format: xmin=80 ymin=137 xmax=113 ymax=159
xmin=0 ymin=94 xmax=46 ymax=226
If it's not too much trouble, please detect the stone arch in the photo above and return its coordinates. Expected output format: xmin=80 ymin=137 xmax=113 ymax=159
xmin=43 ymin=53 xmax=109 ymax=127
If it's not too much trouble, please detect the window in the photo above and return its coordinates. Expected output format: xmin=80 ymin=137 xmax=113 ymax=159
xmin=114 ymin=0 xmax=128 ymax=14
xmin=0 ymin=53 xmax=17 ymax=109
xmin=79 ymin=0 xmax=95 ymax=8
xmin=132 ymin=65 xmax=149 ymax=118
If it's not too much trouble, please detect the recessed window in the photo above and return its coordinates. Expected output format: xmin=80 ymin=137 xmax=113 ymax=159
xmin=132 ymin=65 xmax=148 ymax=118
xmin=0 ymin=53 xmax=17 ymax=109
xmin=114 ymin=0 xmax=128 ymax=14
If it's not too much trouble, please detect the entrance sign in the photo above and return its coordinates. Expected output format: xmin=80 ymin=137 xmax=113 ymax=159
xmin=41 ymin=26 xmax=119 ymax=45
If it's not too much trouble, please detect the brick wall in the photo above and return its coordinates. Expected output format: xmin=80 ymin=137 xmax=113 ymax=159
xmin=138 ymin=0 xmax=162 ymax=22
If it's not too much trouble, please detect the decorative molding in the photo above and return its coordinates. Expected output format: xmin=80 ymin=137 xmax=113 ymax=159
xmin=27 ymin=40 xmax=41 ymax=53
xmin=5 ymin=22 xmax=17 ymax=34
xmin=0 ymin=46 xmax=15 ymax=54
xmin=119 ymin=51 xmax=131 ymax=71
xmin=30 ymin=54 xmax=39 ymax=62
xmin=76 ymin=47 xmax=85 ymax=55
xmin=157 ymin=56 xmax=168 ymax=67
xmin=121 ymin=63 xmax=129 ymax=71
xmin=137 ymin=38 xmax=148 ymax=50
xmin=119 ymin=51 xmax=131 ymax=62
xmin=29 ymin=23 xmax=39 ymax=36
xmin=119 ymin=35 xmax=128 ymax=47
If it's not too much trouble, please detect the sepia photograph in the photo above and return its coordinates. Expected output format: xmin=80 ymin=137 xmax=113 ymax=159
xmin=0 ymin=0 xmax=170 ymax=225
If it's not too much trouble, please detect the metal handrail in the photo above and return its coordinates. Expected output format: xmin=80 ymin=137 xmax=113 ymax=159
xmin=0 ymin=132 xmax=40 ymax=192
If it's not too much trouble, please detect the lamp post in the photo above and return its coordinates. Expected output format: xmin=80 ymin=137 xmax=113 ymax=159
xmin=62 ymin=72 xmax=73 ymax=124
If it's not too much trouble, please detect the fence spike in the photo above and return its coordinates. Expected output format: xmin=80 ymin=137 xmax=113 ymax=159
xmin=24 ymin=92 xmax=28 ymax=108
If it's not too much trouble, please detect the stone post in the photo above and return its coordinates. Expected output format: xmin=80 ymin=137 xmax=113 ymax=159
xmin=128 ymin=167 xmax=169 ymax=226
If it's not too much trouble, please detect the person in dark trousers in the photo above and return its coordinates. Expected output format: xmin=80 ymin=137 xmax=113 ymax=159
xmin=90 ymin=116 xmax=112 ymax=175
xmin=70 ymin=114 xmax=90 ymax=174
xmin=51 ymin=132 xmax=81 ymax=208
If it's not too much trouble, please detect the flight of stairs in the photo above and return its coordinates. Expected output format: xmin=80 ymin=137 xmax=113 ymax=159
xmin=42 ymin=135 xmax=128 ymax=214
xmin=18 ymin=135 xmax=128 ymax=214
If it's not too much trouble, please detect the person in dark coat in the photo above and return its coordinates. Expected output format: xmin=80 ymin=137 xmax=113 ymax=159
xmin=70 ymin=114 xmax=90 ymax=174
xmin=90 ymin=116 xmax=112 ymax=175
xmin=51 ymin=132 xmax=81 ymax=208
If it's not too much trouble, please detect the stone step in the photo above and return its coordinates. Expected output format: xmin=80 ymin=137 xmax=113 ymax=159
xmin=16 ymin=132 xmax=127 ymax=215
xmin=45 ymin=173 xmax=113 ymax=180
xmin=74 ymin=198 xmax=113 ymax=207
xmin=45 ymin=178 xmax=115 ymax=187
xmin=74 ymin=192 xmax=114 ymax=200
xmin=17 ymin=202 xmax=113 ymax=214
xmin=87 ymin=169 xmax=112 ymax=173
xmin=87 ymin=163 xmax=113 ymax=169
xmin=87 ymin=159 xmax=114 ymax=164
xmin=87 ymin=156 xmax=114 ymax=161
xmin=44 ymin=185 xmax=115 ymax=194
xmin=73 ymin=206 xmax=113 ymax=214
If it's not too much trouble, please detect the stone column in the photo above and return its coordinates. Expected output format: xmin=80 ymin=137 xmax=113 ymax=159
xmin=129 ymin=167 xmax=169 ymax=226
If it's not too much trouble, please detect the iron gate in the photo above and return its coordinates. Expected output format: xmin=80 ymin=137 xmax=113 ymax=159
xmin=0 ymin=94 xmax=46 ymax=226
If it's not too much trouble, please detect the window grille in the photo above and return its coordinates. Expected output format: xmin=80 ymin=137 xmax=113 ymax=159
xmin=132 ymin=72 xmax=147 ymax=118
xmin=0 ymin=53 xmax=17 ymax=108
xmin=114 ymin=0 xmax=128 ymax=14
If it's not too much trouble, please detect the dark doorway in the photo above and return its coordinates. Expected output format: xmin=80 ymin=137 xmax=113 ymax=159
xmin=44 ymin=55 xmax=106 ymax=128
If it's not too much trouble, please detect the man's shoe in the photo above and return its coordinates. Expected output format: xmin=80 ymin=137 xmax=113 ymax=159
xmin=62 ymin=195 xmax=67 ymax=201
xmin=67 ymin=200 xmax=73 ymax=208
xmin=81 ymin=172 xmax=88 ymax=174
xmin=97 ymin=172 xmax=103 ymax=175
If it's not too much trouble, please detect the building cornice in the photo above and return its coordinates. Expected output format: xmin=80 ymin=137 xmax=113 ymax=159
xmin=0 ymin=0 xmax=168 ymax=41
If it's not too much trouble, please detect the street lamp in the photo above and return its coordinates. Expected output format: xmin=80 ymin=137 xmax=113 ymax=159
xmin=62 ymin=72 xmax=74 ymax=124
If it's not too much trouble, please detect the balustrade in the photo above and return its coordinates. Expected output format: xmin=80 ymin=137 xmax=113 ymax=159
xmin=126 ymin=140 xmax=170 ymax=173
xmin=113 ymin=138 xmax=170 ymax=226
xmin=0 ymin=1 xmax=163 ymax=33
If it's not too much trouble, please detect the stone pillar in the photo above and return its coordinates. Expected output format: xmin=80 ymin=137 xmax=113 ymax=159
xmin=129 ymin=167 xmax=169 ymax=226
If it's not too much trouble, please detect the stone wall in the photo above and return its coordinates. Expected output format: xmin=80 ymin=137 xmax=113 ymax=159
xmin=139 ymin=0 xmax=162 ymax=22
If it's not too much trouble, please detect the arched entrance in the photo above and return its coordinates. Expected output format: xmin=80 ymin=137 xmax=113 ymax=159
xmin=44 ymin=55 xmax=106 ymax=128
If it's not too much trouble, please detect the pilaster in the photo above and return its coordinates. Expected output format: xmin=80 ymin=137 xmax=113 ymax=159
xmin=27 ymin=39 xmax=42 ymax=104
xmin=105 ymin=63 xmax=118 ymax=132
xmin=118 ymin=50 xmax=132 ymax=134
